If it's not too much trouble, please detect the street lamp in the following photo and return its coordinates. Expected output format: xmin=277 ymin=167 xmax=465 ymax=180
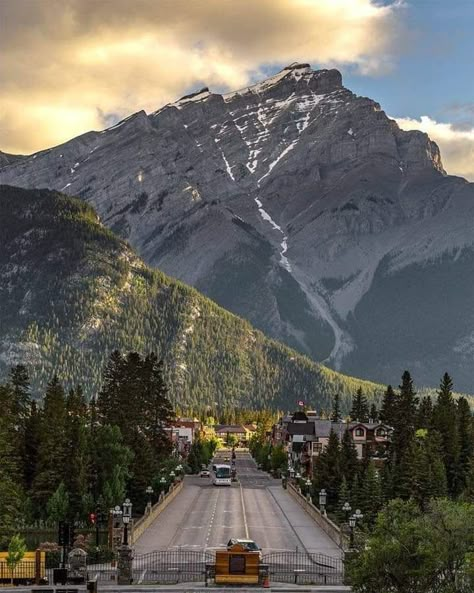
xmin=159 ymin=476 xmax=167 ymax=494
xmin=176 ymin=464 xmax=183 ymax=473
xmin=170 ymin=470 xmax=176 ymax=483
xmin=305 ymin=478 xmax=312 ymax=502
xmin=349 ymin=509 xmax=363 ymax=549
xmin=122 ymin=499 xmax=132 ymax=546
xmin=342 ymin=501 xmax=351 ymax=523
xmin=145 ymin=486 xmax=154 ymax=511
xmin=319 ymin=489 xmax=327 ymax=515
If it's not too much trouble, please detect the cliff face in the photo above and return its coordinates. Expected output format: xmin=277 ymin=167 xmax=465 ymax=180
xmin=2 ymin=64 xmax=473 ymax=389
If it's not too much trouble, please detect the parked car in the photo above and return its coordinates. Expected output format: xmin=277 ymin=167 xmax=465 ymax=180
xmin=200 ymin=469 xmax=210 ymax=477
xmin=227 ymin=538 xmax=262 ymax=558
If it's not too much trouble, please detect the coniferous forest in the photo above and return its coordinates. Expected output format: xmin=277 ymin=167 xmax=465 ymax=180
xmin=0 ymin=185 xmax=382 ymax=412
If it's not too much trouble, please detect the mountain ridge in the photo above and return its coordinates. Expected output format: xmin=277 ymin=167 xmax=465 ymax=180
xmin=1 ymin=64 xmax=473 ymax=389
xmin=0 ymin=184 xmax=384 ymax=410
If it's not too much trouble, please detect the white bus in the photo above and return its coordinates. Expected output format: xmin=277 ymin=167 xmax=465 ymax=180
xmin=212 ymin=463 xmax=232 ymax=486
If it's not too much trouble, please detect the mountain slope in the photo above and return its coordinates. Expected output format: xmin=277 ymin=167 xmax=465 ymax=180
xmin=2 ymin=64 xmax=474 ymax=389
xmin=0 ymin=184 xmax=381 ymax=409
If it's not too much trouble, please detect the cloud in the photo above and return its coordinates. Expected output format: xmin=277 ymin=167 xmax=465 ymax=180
xmin=0 ymin=0 xmax=404 ymax=154
xmin=395 ymin=116 xmax=474 ymax=181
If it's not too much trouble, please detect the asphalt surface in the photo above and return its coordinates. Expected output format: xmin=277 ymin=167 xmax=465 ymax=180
xmin=134 ymin=452 xmax=341 ymax=559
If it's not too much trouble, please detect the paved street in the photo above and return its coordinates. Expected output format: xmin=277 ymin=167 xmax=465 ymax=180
xmin=134 ymin=452 xmax=341 ymax=559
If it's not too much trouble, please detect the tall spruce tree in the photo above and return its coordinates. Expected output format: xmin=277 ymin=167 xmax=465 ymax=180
xmin=32 ymin=376 xmax=67 ymax=513
xmin=360 ymin=461 xmax=383 ymax=526
xmin=379 ymin=384 xmax=396 ymax=426
xmin=64 ymin=386 xmax=89 ymax=519
xmin=432 ymin=373 xmax=459 ymax=495
xmin=23 ymin=401 xmax=40 ymax=492
xmin=350 ymin=388 xmax=369 ymax=422
xmin=331 ymin=393 xmax=342 ymax=423
xmin=313 ymin=429 xmax=341 ymax=509
xmin=456 ymin=396 xmax=474 ymax=493
xmin=340 ymin=428 xmax=359 ymax=485
xmin=391 ymin=371 xmax=418 ymax=466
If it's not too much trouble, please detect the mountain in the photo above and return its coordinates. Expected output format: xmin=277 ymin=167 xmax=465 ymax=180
xmin=0 ymin=184 xmax=381 ymax=409
xmin=1 ymin=64 xmax=474 ymax=390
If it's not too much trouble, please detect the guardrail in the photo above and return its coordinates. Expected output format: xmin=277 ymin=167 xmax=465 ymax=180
xmin=287 ymin=483 xmax=348 ymax=549
xmin=131 ymin=480 xmax=184 ymax=544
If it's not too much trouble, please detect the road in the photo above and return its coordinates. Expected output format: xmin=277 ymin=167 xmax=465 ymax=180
xmin=134 ymin=451 xmax=341 ymax=559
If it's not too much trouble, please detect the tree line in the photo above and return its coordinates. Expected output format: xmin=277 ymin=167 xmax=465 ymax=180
xmin=0 ymin=351 xmax=178 ymax=547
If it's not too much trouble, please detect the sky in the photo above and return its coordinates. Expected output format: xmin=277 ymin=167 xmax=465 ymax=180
xmin=0 ymin=0 xmax=473 ymax=179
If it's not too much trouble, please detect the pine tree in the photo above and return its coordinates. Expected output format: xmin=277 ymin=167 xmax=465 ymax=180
xmin=142 ymin=354 xmax=174 ymax=460
xmin=32 ymin=376 xmax=67 ymax=513
xmin=313 ymin=429 xmax=341 ymax=510
xmin=350 ymin=388 xmax=369 ymax=422
xmin=360 ymin=461 xmax=383 ymax=526
xmin=456 ymin=397 xmax=474 ymax=493
xmin=340 ymin=428 xmax=359 ymax=486
xmin=379 ymin=385 xmax=396 ymax=426
xmin=336 ymin=476 xmax=351 ymax=523
xmin=64 ymin=386 xmax=89 ymax=519
xmin=369 ymin=403 xmax=378 ymax=423
xmin=391 ymin=371 xmax=418 ymax=467
xmin=23 ymin=401 xmax=40 ymax=491
xmin=416 ymin=396 xmax=433 ymax=430
xmin=46 ymin=482 xmax=70 ymax=522
xmin=331 ymin=393 xmax=342 ymax=423
xmin=432 ymin=373 xmax=459 ymax=495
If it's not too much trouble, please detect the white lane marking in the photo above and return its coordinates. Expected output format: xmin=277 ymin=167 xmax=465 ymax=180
xmin=205 ymin=489 xmax=220 ymax=548
xmin=239 ymin=482 xmax=250 ymax=539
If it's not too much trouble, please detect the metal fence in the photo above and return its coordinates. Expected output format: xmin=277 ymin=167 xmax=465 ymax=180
xmin=263 ymin=551 xmax=344 ymax=585
xmin=132 ymin=550 xmax=214 ymax=584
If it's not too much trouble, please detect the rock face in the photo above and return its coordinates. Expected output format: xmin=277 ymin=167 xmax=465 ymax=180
xmin=2 ymin=63 xmax=474 ymax=389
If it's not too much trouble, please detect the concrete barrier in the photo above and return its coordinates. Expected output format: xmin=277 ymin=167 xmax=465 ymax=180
xmin=287 ymin=483 xmax=348 ymax=549
xmin=131 ymin=480 xmax=184 ymax=544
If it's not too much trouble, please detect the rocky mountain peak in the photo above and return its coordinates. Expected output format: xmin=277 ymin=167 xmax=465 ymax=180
xmin=0 ymin=66 xmax=472 ymax=390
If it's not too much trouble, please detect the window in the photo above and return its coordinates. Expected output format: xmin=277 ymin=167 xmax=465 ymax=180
xmin=376 ymin=428 xmax=386 ymax=437
xmin=355 ymin=428 xmax=364 ymax=437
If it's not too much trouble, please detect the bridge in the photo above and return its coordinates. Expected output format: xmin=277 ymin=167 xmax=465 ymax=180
xmin=134 ymin=451 xmax=341 ymax=557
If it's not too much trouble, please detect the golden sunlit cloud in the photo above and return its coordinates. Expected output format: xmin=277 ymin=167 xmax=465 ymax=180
xmin=0 ymin=0 xmax=404 ymax=155
xmin=396 ymin=116 xmax=474 ymax=181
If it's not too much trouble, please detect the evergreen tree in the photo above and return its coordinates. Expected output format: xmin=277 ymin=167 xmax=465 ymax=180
xmin=391 ymin=371 xmax=418 ymax=467
xmin=456 ymin=397 xmax=474 ymax=493
xmin=407 ymin=430 xmax=447 ymax=510
xmin=46 ymin=482 xmax=70 ymax=522
xmin=340 ymin=428 xmax=359 ymax=486
xmin=379 ymin=384 xmax=396 ymax=426
xmin=23 ymin=401 xmax=40 ymax=491
xmin=92 ymin=425 xmax=133 ymax=509
xmin=142 ymin=354 xmax=174 ymax=459
xmin=360 ymin=461 xmax=383 ymax=527
xmin=31 ymin=376 xmax=67 ymax=513
xmin=0 ymin=399 xmax=23 ymax=541
xmin=416 ymin=396 xmax=433 ymax=430
xmin=432 ymin=373 xmax=459 ymax=495
xmin=64 ymin=386 xmax=89 ymax=519
xmin=331 ymin=393 xmax=342 ymax=423
xmin=313 ymin=429 xmax=341 ymax=510
xmin=369 ymin=403 xmax=378 ymax=423
xmin=350 ymin=388 xmax=369 ymax=422
xmin=337 ymin=476 xmax=351 ymax=523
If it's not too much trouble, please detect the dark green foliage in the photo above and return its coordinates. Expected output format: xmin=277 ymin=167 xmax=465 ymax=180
xmin=350 ymin=388 xmax=369 ymax=422
xmin=313 ymin=430 xmax=341 ymax=509
xmin=0 ymin=184 xmax=381 ymax=411
xmin=32 ymin=376 xmax=67 ymax=510
xmin=340 ymin=428 xmax=359 ymax=486
xmin=347 ymin=499 xmax=474 ymax=593
xmin=457 ymin=396 xmax=474 ymax=494
xmin=432 ymin=373 xmax=459 ymax=494
xmin=379 ymin=384 xmax=396 ymax=425
xmin=331 ymin=393 xmax=342 ymax=422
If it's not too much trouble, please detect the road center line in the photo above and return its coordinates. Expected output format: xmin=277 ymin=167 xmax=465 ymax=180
xmin=239 ymin=482 xmax=250 ymax=539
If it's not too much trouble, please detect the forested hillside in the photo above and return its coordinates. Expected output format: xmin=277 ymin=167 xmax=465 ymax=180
xmin=0 ymin=185 xmax=381 ymax=411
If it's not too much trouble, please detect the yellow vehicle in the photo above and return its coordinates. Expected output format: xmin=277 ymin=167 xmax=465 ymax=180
xmin=0 ymin=551 xmax=46 ymax=585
